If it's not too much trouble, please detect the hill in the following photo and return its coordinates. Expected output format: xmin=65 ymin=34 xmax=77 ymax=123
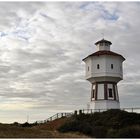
xmin=0 ymin=109 xmax=140 ymax=138
xmin=0 ymin=118 xmax=88 ymax=138
xmin=58 ymin=109 xmax=140 ymax=138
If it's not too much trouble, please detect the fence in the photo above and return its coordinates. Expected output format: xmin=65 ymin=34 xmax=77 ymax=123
xmin=74 ymin=107 xmax=140 ymax=115
xmin=36 ymin=112 xmax=73 ymax=124
xmin=121 ymin=107 xmax=140 ymax=113
xmin=36 ymin=107 xmax=140 ymax=124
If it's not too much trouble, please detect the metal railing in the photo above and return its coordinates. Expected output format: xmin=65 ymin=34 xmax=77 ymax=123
xmin=121 ymin=107 xmax=140 ymax=113
xmin=74 ymin=107 xmax=140 ymax=115
xmin=36 ymin=107 xmax=140 ymax=124
xmin=36 ymin=112 xmax=73 ymax=124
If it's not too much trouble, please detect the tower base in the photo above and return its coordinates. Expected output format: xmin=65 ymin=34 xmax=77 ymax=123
xmin=90 ymin=100 xmax=120 ymax=111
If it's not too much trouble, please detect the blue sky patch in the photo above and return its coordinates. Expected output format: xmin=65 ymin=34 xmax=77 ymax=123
xmin=0 ymin=32 xmax=8 ymax=37
xmin=102 ymin=9 xmax=119 ymax=21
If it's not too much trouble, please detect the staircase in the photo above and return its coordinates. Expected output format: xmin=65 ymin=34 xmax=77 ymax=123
xmin=36 ymin=112 xmax=73 ymax=124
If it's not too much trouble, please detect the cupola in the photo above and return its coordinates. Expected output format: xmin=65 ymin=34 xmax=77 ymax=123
xmin=95 ymin=38 xmax=112 ymax=51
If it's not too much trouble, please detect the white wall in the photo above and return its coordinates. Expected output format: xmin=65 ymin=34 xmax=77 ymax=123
xmin=90 ymin=100 xmax=120 ymax=110
xmin=97 ymin=84 xmax=104 ymax=99
xmin=97 ymin=44 xmax=110 ymax=51
xmin=92 ymin=56 xmax=106 ymax=74
xmin=85 ymin=57 xmax=92 ymax=79
xmin=106 ymin=56 xmax=123 ymax=77
xmin=85 ymin=55 xmax=124 ymax=82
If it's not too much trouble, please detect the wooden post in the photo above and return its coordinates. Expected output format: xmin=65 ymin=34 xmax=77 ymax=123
xmin=74 ymin=110 xmax=77 ymax=115
xmin=50 ymin=117 xmax=52 ymax=121
xmin=91 ymin=109 xmax=92 ymax=114
xmin=79 ymin=110 xmax=82 ymax=114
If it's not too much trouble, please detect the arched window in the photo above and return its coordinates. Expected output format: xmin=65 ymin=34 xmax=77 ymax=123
xmin=88 ymin=66 xmax=89 ymax=71
xmin=111 ymin=64 xmax=113 ymax=69
xmin=97 ymin=64 xmax=100 ymax=69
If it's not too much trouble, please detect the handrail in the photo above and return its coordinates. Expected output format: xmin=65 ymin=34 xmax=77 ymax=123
xmin=75 ymin=108 xmax=140 ymax=114
xmin=36 ymin=112 xmax=73 ymax=124
xmin=36 ymin=107 xmax=140 ymax=124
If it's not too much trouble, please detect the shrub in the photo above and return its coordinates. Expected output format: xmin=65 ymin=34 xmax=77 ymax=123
xmin=116 ymin=125 xmax=140 ymax=138
xmin=21 ymin=122 xmax=31 ymax=127
xmin=91 ymin=126 xmax=107 ymax=138
xmin=12 ymin=122 xmax=20 ymax=126
xmin=106 ymin=128 xmax=118 ymax=138
xmin=58 ymin=109 xmax=140 ymax=138
xmin=58 ymin=121 xmax=80 ymax=132
xmin=78 ymin=122 xmax=92 ymax=135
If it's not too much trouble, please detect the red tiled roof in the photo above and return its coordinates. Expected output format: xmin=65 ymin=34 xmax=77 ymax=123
xmin=82 ymin=50 xmax=125 ymax=61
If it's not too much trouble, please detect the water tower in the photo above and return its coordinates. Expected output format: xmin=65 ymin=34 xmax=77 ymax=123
xmin=83 ymin=39 xmax=125 ymax=110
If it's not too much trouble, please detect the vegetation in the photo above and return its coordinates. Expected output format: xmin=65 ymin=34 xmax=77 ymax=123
xmin=0 ymin=118 xmax=88 ymax=138
xmin=0 ymin=109 xmax=140 ymax=138
xmin=58 ymin=109 xmax=140 ymax=138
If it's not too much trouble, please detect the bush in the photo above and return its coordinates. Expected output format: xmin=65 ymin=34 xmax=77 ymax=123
xmin=91 ymin=126 xmax=107 ymax=138
xmin=78 ymin=122 xmax=92 ymax=135
xmin=21 ymin=122 xmax=31 ymax=127
xmin=58 ymin=109 xmax=140 ymax=138
xmin=58 ymin=120 xmax=92 ymax=135
xmin=12 ymin=122 xmax=20 ymax=126
xmin=117 ymin=126 xmax=140 ymax=138
xmin=58 ymin=121 xmax=80 ymax=132
xmin=106 ymin=128 xmax=118 ymax=138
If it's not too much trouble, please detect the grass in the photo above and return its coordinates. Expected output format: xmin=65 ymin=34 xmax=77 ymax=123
xmin=58 ymin=109 xmax=140 ymax=138
xmin=0 ymin=118 xmax=89 ymax=138
xmin=2 ymin=109 xmax=139 ymax=138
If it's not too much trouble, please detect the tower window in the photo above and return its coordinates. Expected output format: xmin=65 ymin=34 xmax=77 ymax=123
xmin=105 ymin=42 xmax=108 ymax=46
xmin=97 ymin=64 xmax=100 ymax=69
xmin=92 ymin=90 xmax=95 ymax=98
xmin=108 ymin=88 xmax=113 ymax=98
xmin=111 ymin=64 xmax=113 ymax=69
xmin=100 ymin=43 xmax=103 ymax=46
xmin=88 ymin=66 xmax=89 ymax=71
xmin=120 ymin=66 xmax=122 ymax=71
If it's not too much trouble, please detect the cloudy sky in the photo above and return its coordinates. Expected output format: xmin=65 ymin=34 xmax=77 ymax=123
xmin=0 ymin=2 xmax=140 ymax=123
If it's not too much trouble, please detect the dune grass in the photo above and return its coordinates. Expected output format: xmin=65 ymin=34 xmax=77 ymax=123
xmin=0 ymin=119 xmax=88 ymax=138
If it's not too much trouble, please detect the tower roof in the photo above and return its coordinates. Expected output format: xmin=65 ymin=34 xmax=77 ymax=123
xmin=95 ymin=38 xmax=112 ymax=45
xmin=82 ymin=50 xmax=125 ymax=61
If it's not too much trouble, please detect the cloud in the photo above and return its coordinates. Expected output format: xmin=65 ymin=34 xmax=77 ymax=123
xmin=0 ymin=2 xmax=139 ymax=123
